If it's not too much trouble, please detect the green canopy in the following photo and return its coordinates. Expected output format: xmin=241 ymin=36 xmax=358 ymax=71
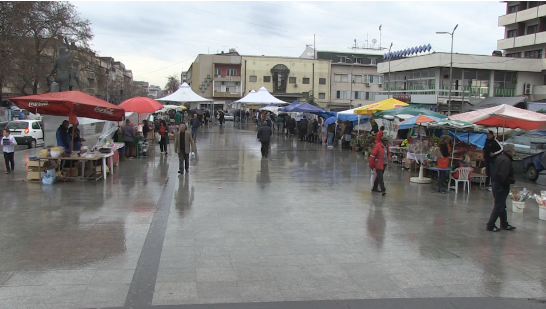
xmin=428 ymin=119 xmax=477 ymax=131
xmin=373 ymin=106 xmax=447 ymax=119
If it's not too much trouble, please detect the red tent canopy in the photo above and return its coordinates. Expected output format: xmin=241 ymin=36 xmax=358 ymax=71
xmin=449 ymin=104 xmax=546 ymax=131
xmin=10 ymin=91 xmax=125 ymax=122
xmin=118 ymin=97 xmax=163 ymax=114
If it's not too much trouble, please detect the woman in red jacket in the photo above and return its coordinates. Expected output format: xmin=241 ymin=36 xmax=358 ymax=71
xmin=375 ymin=126 xmax=385 ymax=144
xmin=369 ymin=136 xmax=391 ymax=196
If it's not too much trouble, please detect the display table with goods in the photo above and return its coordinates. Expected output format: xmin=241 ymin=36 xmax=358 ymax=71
xmin=95 ymin=142 xmax=124 ymax=166
xmin=29 ymin=147 xmax=115 ymax=182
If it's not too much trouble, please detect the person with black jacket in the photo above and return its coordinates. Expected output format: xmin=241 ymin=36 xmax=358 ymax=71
xmin=299 ymin=116 xmax=308 ymax=141
xmin=483 ymin=131 xmax=503 ymax=190
xmin=486 ymin=143 xmax=516 ymax=232
xmin=257 ymin=121 xmax=272 ymax=158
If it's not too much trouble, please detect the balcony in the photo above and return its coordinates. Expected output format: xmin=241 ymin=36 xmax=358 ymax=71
xmin=516 ymin=6 xmax=539 ymax=23
xmin=497 ymin=37 xmax=515 ymax=50
xmin=213 ymin=91 xmax=241 ymax=98
xmin=536 ymin=32 xmax=546 ymax=44
xmin=514 ymin=33 xmax=536 ymax=47
xmin=498 ymin=13 xmax=516 ymax=26
xmin=213 ymin=75 xmax=241 ymax=82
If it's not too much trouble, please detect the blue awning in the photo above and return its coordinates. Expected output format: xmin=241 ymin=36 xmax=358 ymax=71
xmin=449 ymin=131 xmax=487 ymax=149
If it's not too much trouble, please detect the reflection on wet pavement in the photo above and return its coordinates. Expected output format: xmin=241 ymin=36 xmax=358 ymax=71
xmin=0 ymin=120 xmax=546 ymax=308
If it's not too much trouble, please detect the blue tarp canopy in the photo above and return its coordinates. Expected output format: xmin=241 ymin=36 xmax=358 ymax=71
xmin=291 ymin=103 xmax=326 ymax=113
xmin=278 ymin=100 xmax=301 ymax=112
xmin=338 ymin=113 xmax=369 ymax=126
xmin=449 ymin=131 xmax=487 ymax=148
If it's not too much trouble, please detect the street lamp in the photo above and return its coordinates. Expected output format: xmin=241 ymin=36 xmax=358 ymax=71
xmin=436 ymin=24 xmax=458 ymax=116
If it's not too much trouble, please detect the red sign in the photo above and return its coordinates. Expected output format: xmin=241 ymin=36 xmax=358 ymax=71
xmin=393 ymin=94 xmax=411 ymax=103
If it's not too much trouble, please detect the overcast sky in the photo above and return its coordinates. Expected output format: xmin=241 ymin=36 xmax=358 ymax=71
xmin=72 ymin=1 xmax=506 ymax=88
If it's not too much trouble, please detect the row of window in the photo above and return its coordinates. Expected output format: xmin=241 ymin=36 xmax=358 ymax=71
xmin=335 ymin=91 xmax=377 ymax=100
xmin=507 ymin=1 xmax=539 ymax=14
xmin=333 ymin=74 xmax=383 ymax=84
xmin=248 ymin=76 xmax=327 ymax=84
xmin=337 ymin=57 xmax=377 ymax=65
xmin=507 ymin=24 xmax=539 ymax=38
xmin=505 ymin=50 xmax=543 ymax=59
xmin=214 ymin=68 xmax=238 ymax=76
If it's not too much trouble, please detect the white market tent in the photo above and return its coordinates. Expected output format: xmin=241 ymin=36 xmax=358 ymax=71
xmin=235 ymin=87 xmax=287 ymax=105
xmin=157 ymin=82 xmax=212 ymax=104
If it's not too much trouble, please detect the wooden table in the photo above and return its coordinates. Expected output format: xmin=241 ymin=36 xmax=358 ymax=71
xmin=37 ymin=152 xmax=114 ymax=181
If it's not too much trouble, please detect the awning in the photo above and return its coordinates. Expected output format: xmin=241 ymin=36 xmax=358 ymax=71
xmin=469 ymin=96 xmax=526 ymax=111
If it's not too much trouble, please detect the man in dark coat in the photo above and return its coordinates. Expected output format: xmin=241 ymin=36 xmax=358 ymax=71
xmin=483 ymin=130 xmax=503 ymax=190
xmin=299 ymin=116 xmax=308 ymax=141
xmin=486 ymin=143 xmax=516 ymax=232
xmin=257 ymin=121 xmax=272 ymax=158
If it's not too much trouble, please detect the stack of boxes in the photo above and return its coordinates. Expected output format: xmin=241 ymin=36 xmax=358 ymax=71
xmin=27 ymin=160 xmax=46 ymax=180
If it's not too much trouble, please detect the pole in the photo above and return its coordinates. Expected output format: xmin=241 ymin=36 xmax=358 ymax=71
xmin=388 ymin=42 xmax=393 ymax=99
xmin=447 ymin=34 xmax=454 ymax=116
xmin=349 ymin=56 xmax=354 ymax=109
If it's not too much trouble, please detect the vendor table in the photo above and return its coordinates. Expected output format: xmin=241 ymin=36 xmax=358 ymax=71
xmin=37 ymin=152 xmax=114 ymax=181
xmin=390 ymin=147 xmax=408 ymax=164
xmin=407 ymin=152 xmax=426 ymax=163
xmin=427 ymin=167 xmax=452 ymax=193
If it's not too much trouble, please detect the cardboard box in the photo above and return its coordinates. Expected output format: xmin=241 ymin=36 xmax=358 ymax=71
xmin=27 ymin=160 xmax=46 ymax=167
xmin=467 ymin=150 xmax=484 ymax=161
xmin=62 ymin=168 xmax=79 ymax=177
xmin=27 ymin=171 xmax=41 ymax=180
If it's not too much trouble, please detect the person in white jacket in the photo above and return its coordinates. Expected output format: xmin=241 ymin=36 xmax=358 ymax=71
xmin=1 ymin=128 xmax=17 ymax=174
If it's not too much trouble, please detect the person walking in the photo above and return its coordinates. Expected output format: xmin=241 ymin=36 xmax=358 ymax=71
xmin=122 ymin=119 xmax=136 ymax=159
xmin=190 ymin=114 xmax=200 ymax=142
xmin=277 ymin=115 xmax=285 ymax=134
xmin=369 ymin=136 xmax=391 ymax=196
xmin=142 ymin=119 xmax=150 ymax=140
xmin=175 ymin=110 xmax=182 ymax=125
xmin=2 ymin=128 xmax=17 ymax=174
xmin=287 ymin=117 xmax=296 ymax=139
xmin=299 ymin=116 xmax=308 ymax=141
xmin=218 ymin=111 xmax=225 ymax=126
xmin=486 ymin=144 xmax=517 ymax=232
xmin=307 ymin=118 xmax=314 ymax=142
xmin=327 ymin=121 xmax=336 ymax=148
xmin=174 ymin=124 xmax=196 ymax=174
xmin=483 ymin=130 xmax=503 ymax=191
xmin=159 ymin=120 xmax=169 ymax=155
xmin=257 ymin=121 xmax=272 ymax=158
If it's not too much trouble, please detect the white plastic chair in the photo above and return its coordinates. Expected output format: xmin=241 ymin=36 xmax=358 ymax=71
xmin=449 ymin=167 xmax=473 ymax=193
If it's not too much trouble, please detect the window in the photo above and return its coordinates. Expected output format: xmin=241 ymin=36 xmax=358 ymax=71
xmin=507 ymin=29 xmax=517 ymax=38
xmin=353 ymin=75 xmax=362 ymax=83
xmin=319 ymin=78 xmax=326 ymax=85
xmin=215 ymin=68 xmax=221 ymax=76
xmin=529 ymin=1 xmax=538 ymax=8
xmin=249 ymin=75 xmax=257 ymax=82
xmin=506 ymin=52 xmax=521 ymax=58
xmin=334 ymin=74 xmax=348 ymax=82
xmin=525 ymin=50 xmax=542 ymax=59
xmin=318 ymin=93 xmax=326 ymax=99
xmin=336 ymin=90 xmax=349 ymax=99
xmin=370 ymin=58 xmax=377 ymax=65
xmin=365 ymin=92 xmax=370 ymax=100
xmin=32 ymin=122 xmax=40 ymax=129
xmin=338 ymin=56 xmax=347 ymax=63
xmin=302 ymin=77 xmax=310 ymax=84
xmin=364 ymin=75 xmax=382 ymax=84
xmin=354 ymin=91 xmax=360 ymax=99
xmin=289 ymin=77 xmax=296 ymax=83
xmin=263 ymin=76 xmax=271 ymax=82
xmin=508 ymin=4 xmax=518 ymax=13
xmin=227 ymin=69 xmax=237 ymax=76
xmin=527 ymin=25 xmax=538 ymax=35
xmin=355 ymin=58 xmax=363 ymax=64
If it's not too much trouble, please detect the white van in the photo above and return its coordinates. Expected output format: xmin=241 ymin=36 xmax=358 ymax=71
xmin=6 ymin=120 xmax=45 ymax=148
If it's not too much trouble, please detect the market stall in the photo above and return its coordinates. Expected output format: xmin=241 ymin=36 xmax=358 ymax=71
xmin=10 ymin=91 xmax=125 ymax=182
xmin=118 ymin=97 xmax=163 ymax=157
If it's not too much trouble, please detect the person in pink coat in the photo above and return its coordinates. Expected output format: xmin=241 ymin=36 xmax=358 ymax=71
xmin=369 ymin=136 xmax=391 ymax=196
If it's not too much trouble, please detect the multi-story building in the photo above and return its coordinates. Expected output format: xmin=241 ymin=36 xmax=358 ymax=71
xmin=376 ymin=52 xmax=546 ymax=112
xmin=301 ymin=46 xmax=384 ymax=110
xmin=497 ymin=1 xmax=546 ymax=59
xmin=133 ymin=81 xmax=149 ymax=97
xmin=148 ymin=85 xmax=162 ymax=99
xmin=187 ymin=49 xmax=331 ymax=110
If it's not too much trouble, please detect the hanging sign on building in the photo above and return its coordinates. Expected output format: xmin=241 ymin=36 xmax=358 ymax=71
xmin=393 ymin=94 xmax=411 ymax=103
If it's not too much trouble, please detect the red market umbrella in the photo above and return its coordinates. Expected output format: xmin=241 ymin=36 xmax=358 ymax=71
xmin=10 ymin=91 xmax=125 ymax=122
xmin=449 ymin=104 xmax=546 ymax=131
xmin=118 ymin=97 xmax=163 ymax=114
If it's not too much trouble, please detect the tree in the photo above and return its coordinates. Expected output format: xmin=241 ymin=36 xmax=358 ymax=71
xmin=165 ymin=74 xmax=180 ymax=94
xmin=1 ymin=2 xmax=93 ymax=95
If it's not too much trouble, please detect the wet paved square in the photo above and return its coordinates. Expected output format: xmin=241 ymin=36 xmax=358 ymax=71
xmin=0 ymin=121 xmax=545 ymax=309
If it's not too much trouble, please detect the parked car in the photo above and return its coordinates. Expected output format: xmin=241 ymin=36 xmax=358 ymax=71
xmin=5 ymin=120 xmax=45 ymax=149
xmin=224 ymin=113 xmax=234 ymax=121
xmin=0 ymin=116 xmax=9 ymax=132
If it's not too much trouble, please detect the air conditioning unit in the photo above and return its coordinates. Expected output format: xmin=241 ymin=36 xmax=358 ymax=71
xmin=365 ymin=83 xmax=370 ymax=87
xmin=294 ymin=83 xmax=298 ymax=87
xmin=235 ymin=82 xmax=240 ymax=85
xmin=221 ymin=81 xmax=225 ymax=85
xmin=525 ymin=88 xmax=531 ymax=94
xmin=378 ymin=83 xmax=383 ymax=88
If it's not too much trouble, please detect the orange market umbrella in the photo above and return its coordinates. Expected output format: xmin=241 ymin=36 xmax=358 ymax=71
xmin=353 ymin=98 xmax=408 ymax=115
xmin=118 ymin=97 xmax=163 ymax=114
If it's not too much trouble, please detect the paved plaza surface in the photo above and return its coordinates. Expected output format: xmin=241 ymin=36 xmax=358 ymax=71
xmin=0 ymin=120 xmax=546 ymax=309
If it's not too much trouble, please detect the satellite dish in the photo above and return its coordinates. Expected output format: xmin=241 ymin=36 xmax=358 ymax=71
xmin=372 ymin=39 xmax=377 ymax=44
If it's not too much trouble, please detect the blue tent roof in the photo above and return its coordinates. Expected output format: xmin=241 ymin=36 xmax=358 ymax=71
xmin=291 ymin=103 xmax=326 ymax=113
xmin=449 ymin=131 xmax=487 ymax=149
xmin=278 ymin=100 xmax=300 ymax=112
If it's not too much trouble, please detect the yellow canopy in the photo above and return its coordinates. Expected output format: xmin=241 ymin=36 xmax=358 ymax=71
xmin=353 ymin=98 xmax=409 ymax=115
